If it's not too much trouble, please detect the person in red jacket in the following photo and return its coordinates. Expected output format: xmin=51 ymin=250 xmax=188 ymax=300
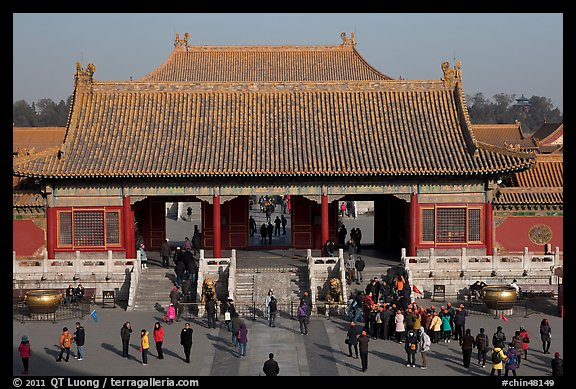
xmin=518 ymin=325 xmax=531 ymax=360
xmin=18 ymin=336 xmax=31 ymax=374
xmin=153 ymin=322 xmax=165 ymax=359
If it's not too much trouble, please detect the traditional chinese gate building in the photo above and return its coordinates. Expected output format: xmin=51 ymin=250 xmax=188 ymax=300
xmin=13 ymin=32 xmax=534 ymax=261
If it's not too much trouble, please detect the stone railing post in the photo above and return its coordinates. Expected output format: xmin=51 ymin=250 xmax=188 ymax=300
xmin=228 ymin=249 xmax=236 ymax=299
xmin=461 ymin=247 xmax=467 ymax=272
xmin=429 ymin=248 xmax=435 ymax=272
xmin=401 ymin=247 xmax=406 ymax=262
xmin=523 ymin=247 xmax=530 ymax=272
xmin=197 ymin=250 xmax=205 ymax=301
xmin=554 ymin=246 xmax=560 ymax=267
xmin=339 ymin=249 xmax=347 ymax=301
xmin=75 ymin=251 xmax=81 ymax=274
xmin=43 ymin=248 xmax=49 ymax=275
xmin=492 ymin=248 xmax=498 ymax=272
xmin=107 ymin=250 xmax=112 ymax=275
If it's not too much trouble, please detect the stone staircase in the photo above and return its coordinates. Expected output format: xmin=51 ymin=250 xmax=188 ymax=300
xmin=131 ymin=264 xmax=176 ymax=311
xmin=235 ymin=272 xmax=255 ymax=302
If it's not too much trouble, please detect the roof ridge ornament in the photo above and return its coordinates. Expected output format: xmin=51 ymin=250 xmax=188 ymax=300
xmin=75 ymin=62 xmax=96 ymax=87
xmin=340 ymin=32 xmax=356 ymax=47
xmin=441 ymin=60 xmax=461 ymax=88
xmin=174 ymin=32 xmax=191 ymax=50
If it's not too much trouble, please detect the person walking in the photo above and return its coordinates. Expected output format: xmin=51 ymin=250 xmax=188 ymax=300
xmin=441 ymin=310 xmax=452 ymax=342
xmin=429 ymin=312 xmax=442 ymax=344
xmin=56 ymin=327 xmax=73 ymax=362
xmin=511 ymin=330 xmax=524 ymax=367
xmin=120 ymin=322 xmax=132 ymax=358
xmin=490 ymin=343 xmax=507 ymax=376
xmin=504 ymin=344 xmax=519 ymax=377
xmin=205 ymin=296 xmax=217 ymax=329
xmin=475 ymin=328 xmax=489 ymax=367
xmin=153 ymin=322 xmax=165 ymax=359
xmin=263 ymin=352 xmax=280 ymax=376
xmin=140 ymin=329 xmax=149 ymax=366
xmin=405 ymin=328 xmax=419 ymax=367
xmin=180 ymin=322 xmax=193 ymax=363
xmin=274 ymin=216 xmax=281 ymax=236
xmin=492 ymin=326 xmax=507 ymax=348
xmin=139 ymin=243 xmax=148 ymax=269
xmin=551 ymin=352 xmax=563 ymax=376
xmin=249 ymin=216 xmax=256 ymax=237
xmin=418 ymin=327 xmax=431 ymax=369
xmin=237 ymin=322 xmax=248 ymax=357
xmin=346 ymin=322 xmax=359 ymax=359
xmin=297 ymin=300 xmax=308 ymax=335
xmin=73 ymin=322 xmax=85 ymax=361
xmin=357 ymin=330 xmax=370 ymax=372
xmin=302 ymin=291 xmax=312 ymax=324
xmin=394 ymin=309 xmax=405 ymax=343
xmin=264 ymin=289 xmax=274 ymax=320
xmin=231 ymin=313 xmax=242 ymax=347
xmin=18 ymin=335 xmax=31 ymax=374
xmin=268 ymin=295 xmax=278 ymax=327
xmin=355 ymin=256 xmax=365 ymax=284
xmin=160 ymin=238 xmax=171 ymax=268
xmin=540 ymin=318 xmax=552 ymax=354
xmin=460 ymin=328 xmax=476 ymax=368
xmin=519 ymin=325 xmax=531 ymax=361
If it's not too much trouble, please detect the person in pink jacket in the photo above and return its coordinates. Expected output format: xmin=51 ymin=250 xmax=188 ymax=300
xmin=165 ymin=303 xmax=176 ymax=325
xmin=18 ymin=336 xmax=31 ymax=374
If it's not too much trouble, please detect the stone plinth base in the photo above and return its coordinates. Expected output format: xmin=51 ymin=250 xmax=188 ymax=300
xmin=487 ymin=308 xmax=514 ymax=316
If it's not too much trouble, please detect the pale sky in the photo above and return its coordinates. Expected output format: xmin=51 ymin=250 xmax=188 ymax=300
xmin=13 ymin=13 xmax=563 ymax=112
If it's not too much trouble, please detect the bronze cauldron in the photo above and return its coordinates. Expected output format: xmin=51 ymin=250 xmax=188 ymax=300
xmin=482 ymin=285 xmax=518 ymax=310
xmin=24 ymin=289 xmax=63 ymax=314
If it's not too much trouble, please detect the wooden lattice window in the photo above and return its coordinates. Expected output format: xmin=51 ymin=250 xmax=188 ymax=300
xmin=56 ymin=208 xmax=122 ymax=249
xmin=467 ymin=208 xmax=482 ymax=242
xmin=420 ymin=206 xmax=484 ymax=244
xmin=421 ymin=208 xmax=435 ymax=242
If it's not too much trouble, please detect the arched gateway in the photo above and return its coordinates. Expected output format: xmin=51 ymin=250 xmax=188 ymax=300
xmin=14 ymin=32 xmax=534 ymax=261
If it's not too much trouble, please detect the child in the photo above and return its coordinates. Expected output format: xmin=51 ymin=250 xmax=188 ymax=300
xmin=165 ymin=303 xmax=176 ymax=324
xmin=18 ymin=336 xmax=31 ymax=374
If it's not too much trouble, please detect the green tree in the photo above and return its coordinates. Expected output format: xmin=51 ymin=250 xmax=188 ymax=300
xmin=13 ymin=100 xmax=36 ymax=126
xmin=467 ymin=93 xmax=562 ymax=133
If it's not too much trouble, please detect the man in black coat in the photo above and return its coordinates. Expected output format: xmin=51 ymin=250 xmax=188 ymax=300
xmin=120 ymin=322 xmax=132 ymax=358
xmin=205 ymin=296 xmax=217 ymax=329
xmin=263 ymin=353 xmax=280 ymax=376
xmin=355 ymin=256 xmax=365 ymax=283
xmin=267 ymin=222 xmax=274 ymax=244
xmin=74 ymin=322 xmax=85 ymax=360
xmin=180 ymin=322 xmax=193 ymax=363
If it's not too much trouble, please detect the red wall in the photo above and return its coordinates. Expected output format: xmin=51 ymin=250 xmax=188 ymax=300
xmin=495 ymin=216 xmax=563 ymax=253
xmin=13 ymin=219 xmax=45 ymax=257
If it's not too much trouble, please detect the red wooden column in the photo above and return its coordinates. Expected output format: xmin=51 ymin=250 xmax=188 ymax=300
xmin=408 ymin=193 xmax=419 ymax=257
xmin=485 ymin=202 xmax=493 ymax=256
xmin=321 ymin=194 xmax=329 ymax=254
xmin=213 ymin=195 xmax=221 ymax=258
xmin=123 ymin=196 xmax=135 ymax=259
xmin=46 ymin=207 xmax=56 ymax=259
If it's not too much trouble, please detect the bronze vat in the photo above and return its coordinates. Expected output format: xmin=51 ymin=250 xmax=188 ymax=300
xmin=24 ymin=289 xmax=63 ymax=314
xmin=482 ymin=285 xmax=518 ymax=310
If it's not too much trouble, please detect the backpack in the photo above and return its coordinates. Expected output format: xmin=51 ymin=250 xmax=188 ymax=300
xmin=506 ymin=354 xmax=517 ymax=366
xmin=476 ymin=333 xmax=488 ymax=350
xmin=492 ymin=349 xmax=502 ymax=364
